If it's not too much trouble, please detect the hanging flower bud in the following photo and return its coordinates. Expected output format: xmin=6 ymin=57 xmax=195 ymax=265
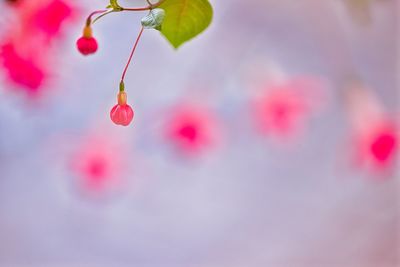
xmin=110 ymin=91 xmax=134 ymax=126
xmin=76 ymin=25 xmax=98 ymax=55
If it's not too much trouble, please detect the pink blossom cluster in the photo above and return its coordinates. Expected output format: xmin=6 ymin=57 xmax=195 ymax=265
xmin=0 ymin=0 xmax=76 ymax=94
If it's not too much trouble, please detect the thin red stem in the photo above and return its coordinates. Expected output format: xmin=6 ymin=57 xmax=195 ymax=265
xmin=120 ymin=27 xmax=145 ymax=87
xmin=86 ymin=9 xmax=108 ymax=25
xmin=85 ymin=0 xmax=167 ymax=26
xmin=122 ymin=6 xmax=152 ymax=11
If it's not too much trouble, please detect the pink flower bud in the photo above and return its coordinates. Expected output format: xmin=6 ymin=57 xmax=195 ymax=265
xmin=110 ymin=91 xmax=134 ymax=126
xmin=76 ymin=26 xmax=98 ymax=55
xmin=76 ymin=36 xmax=98 ymax=55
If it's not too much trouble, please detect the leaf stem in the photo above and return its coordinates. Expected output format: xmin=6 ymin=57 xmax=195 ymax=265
xmin=120 ymin=27 xmax=145 ymax=87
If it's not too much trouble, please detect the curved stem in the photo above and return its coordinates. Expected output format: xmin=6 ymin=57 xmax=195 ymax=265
xmin=86 ymin=0 xmax=167 ymax=26
xmin=92 ymin=10 xmax=115 ymax=25
xmin=86 ymin=10 xmax=108 ymax=26
xmin=122 ymin=0 xmax=166 ymax=11
xmin=120 ymin=27 xmax=145 ymax=88
xmin=121 ymin=6 xmax=152 ymax=11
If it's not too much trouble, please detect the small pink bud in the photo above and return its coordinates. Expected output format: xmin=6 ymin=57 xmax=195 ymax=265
xmin=76 ymin=37 xmax=98 ymax=55
xmin=76 ymin=26 xmax=98 ymax=55
xmin=110 ymin=91 xmax=134 ymax=126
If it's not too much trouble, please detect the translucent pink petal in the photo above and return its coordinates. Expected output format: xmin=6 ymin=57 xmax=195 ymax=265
xmin=110 ymin=104 xmax=134 ymax=126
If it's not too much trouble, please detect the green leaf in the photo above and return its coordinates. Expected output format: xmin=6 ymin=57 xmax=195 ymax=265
xmin=141 ymin=8 xmax=166 ymax=30
xmin=159 ymin=0 xmax=213 ymax=49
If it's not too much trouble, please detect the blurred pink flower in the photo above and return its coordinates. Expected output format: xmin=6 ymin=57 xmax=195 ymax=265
xmin=253 ymin=77 xmax=325 ymax=139
xmin=0 ymin=43 xmax=46 ymax=91
xmin=15 ymin=0 xmax=75 ymax=41
xmin=164 ymin=105 xmax=220 ymax=155
xmin=0 ymin=0 xmax=76 ymax=93
xmin=31 ymin=0 xmax=73 ymax=38
xmin=70 ymin=136 xmax=126 ymax=192
xmin=345 ymin=81 xmax=398 ymax=173
xmin=353 ymin=122 xmax=398 ymax=170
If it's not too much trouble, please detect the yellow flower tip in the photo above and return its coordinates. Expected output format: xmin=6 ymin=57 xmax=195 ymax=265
xmin=83 ymin=26 xmax=93 ymax=38
xmin=117 ymin=91 xmax=127 ymax=106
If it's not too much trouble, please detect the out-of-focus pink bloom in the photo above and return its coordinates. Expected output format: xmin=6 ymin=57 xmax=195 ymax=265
xmin=31 ymin=0 xmax=73 ymax=37
xmin=0 ymin=43 xmax=45 ymax=91
xmin=345 ymin=81 xmax=398 ymax=173
xmin=0 ymin=0 xmax=77 ymax=93
xmin=70 ymin=136 xmax=126 ymax=192
xmin=353 ymin=122 xmax=397 ymax=170
xmin=16 ymin=0 xmax=75 ymax=40
xmin=164 ymin=105 xmax=220 ymax=155
xmin=254 ymin=87 xmax=308 ymax=137
xmin=253 ymin=77 xmax=325 ymax=139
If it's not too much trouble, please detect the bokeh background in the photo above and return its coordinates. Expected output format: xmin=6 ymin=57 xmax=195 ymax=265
xmin=0 ymin=0 xmax=399 ymax=266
